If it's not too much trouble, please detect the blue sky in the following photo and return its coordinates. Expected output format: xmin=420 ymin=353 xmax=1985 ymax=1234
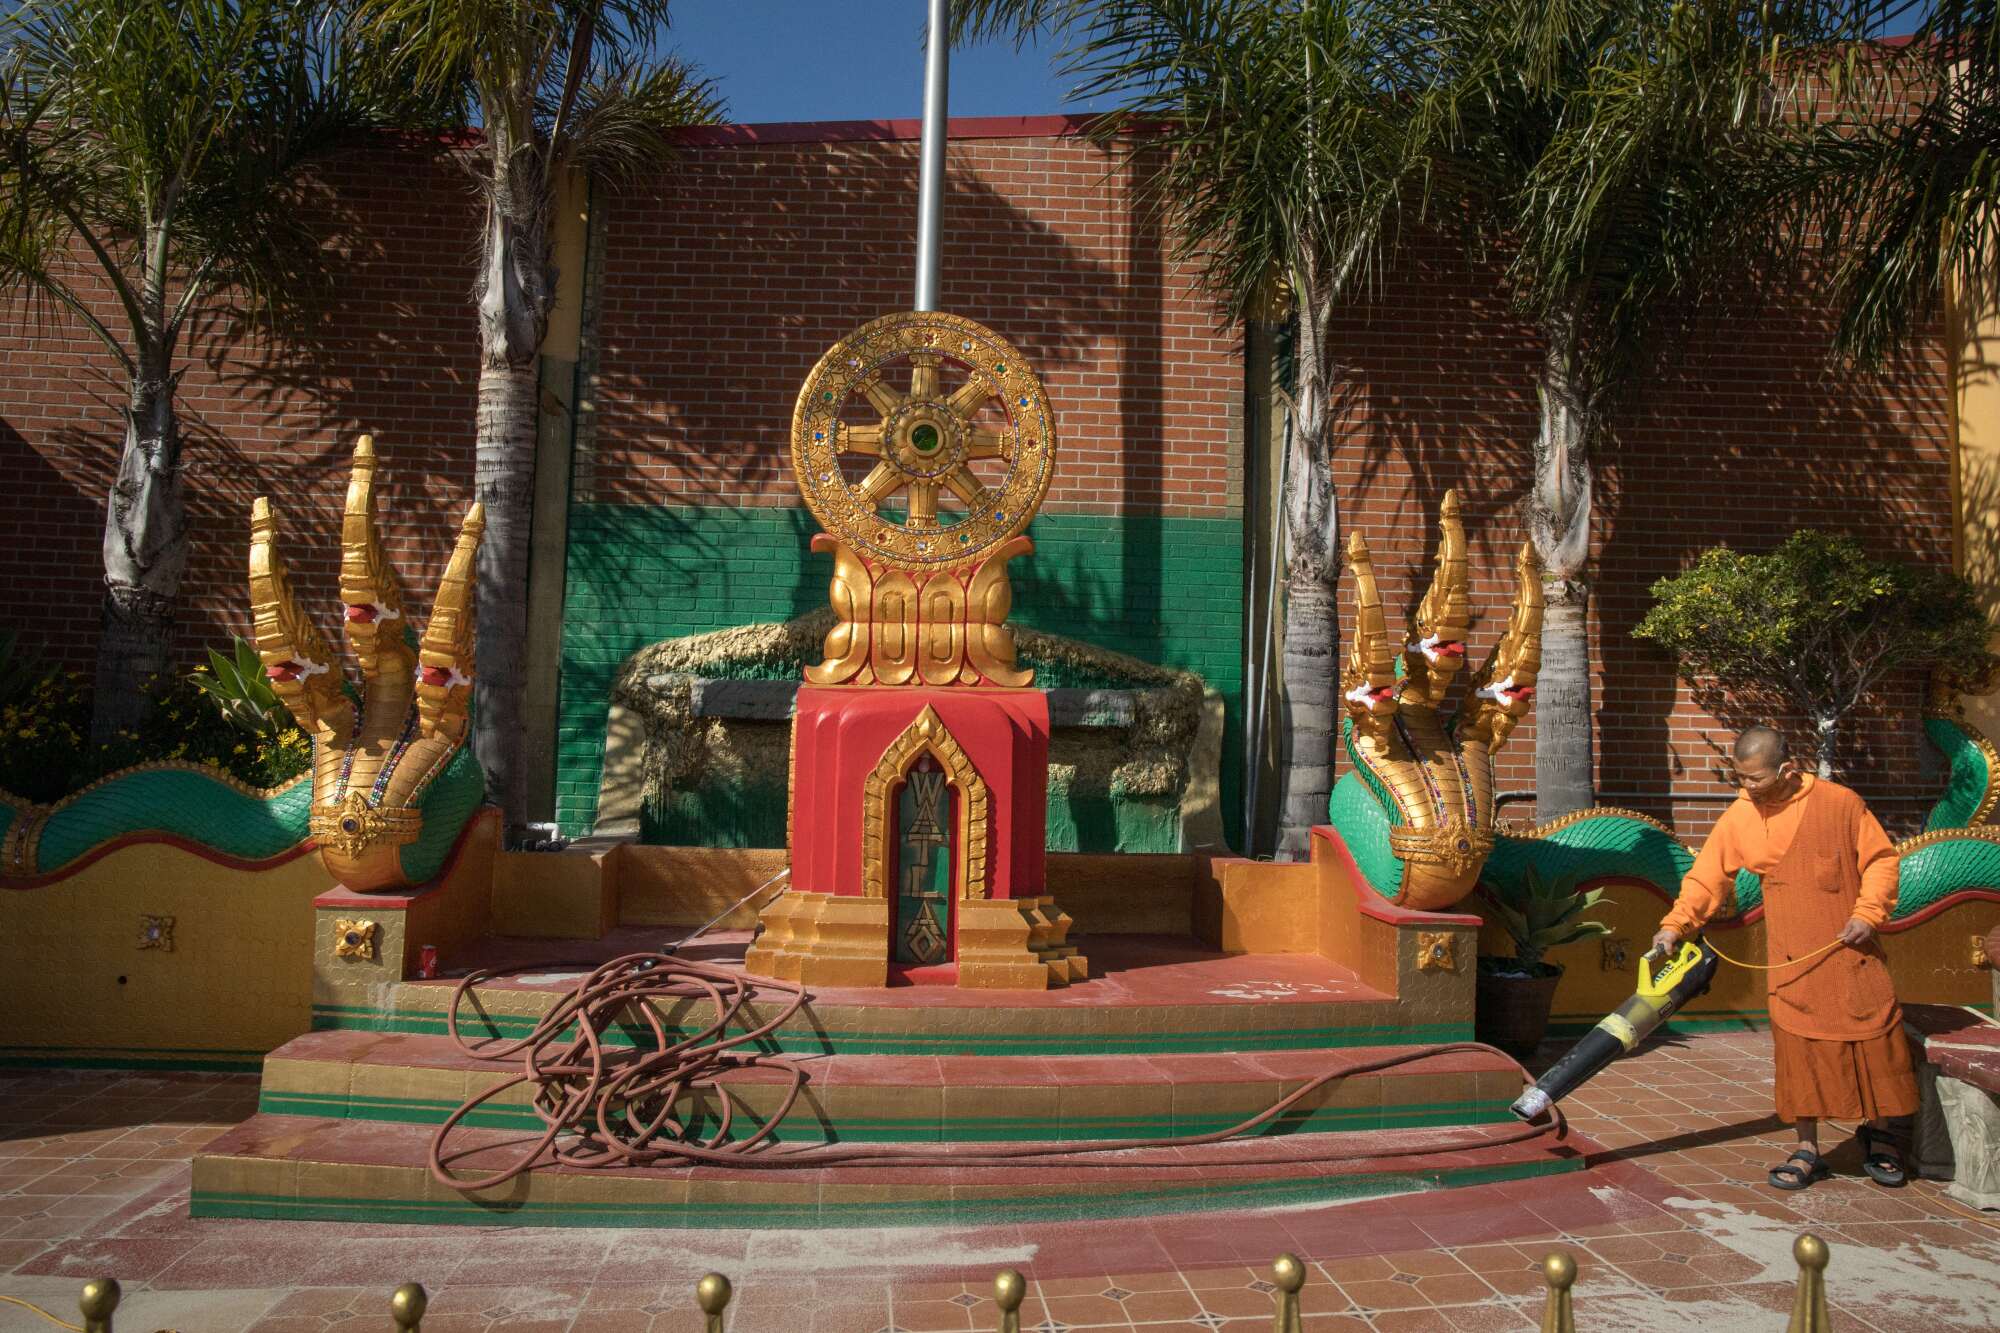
xmin=661 ymin=2 xmax=1098 ymax=125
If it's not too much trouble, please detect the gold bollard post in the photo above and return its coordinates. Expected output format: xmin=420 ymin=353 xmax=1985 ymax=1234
xmin=696 ymin=1272 xmax=732 ymax=1333
xmin=1539 ymin=1252 xmax=1576 ymax=1333
xmin=1787 ymin=1234 xmax=1831 ymax=1333
xmin=78 ymin=1278 xmax=119 ymax=1333
xmin=993 ymin=1269 xmax=1025 ymax=1333
xmin=391 ymin=1281 xmax=427 ymax=1332
xmin=1270 ymin=1253 xmax=1305 ymax=1333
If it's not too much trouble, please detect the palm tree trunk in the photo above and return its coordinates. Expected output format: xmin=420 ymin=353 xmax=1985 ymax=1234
xmin=1276 ymin=273 xmax=1340 ymax=859
xmin=91 ymin=349 xmax=185 ymax=743
xmin=1813 ymin=711 xmax=1839 ymax=780
xmin=1529 ymin=313 xmax=1598 ymax=819
xmin=470 ymin=120 xmax=555 ymax=832
xmin=473 ymin=357 xmax=539 ymax=823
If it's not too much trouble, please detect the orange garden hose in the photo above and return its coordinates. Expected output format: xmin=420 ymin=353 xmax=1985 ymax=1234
xmin=428 ymin=953 xmax=1568 ymax=1192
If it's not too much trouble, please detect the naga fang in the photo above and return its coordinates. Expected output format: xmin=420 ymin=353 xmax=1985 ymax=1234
xmin=1509 ymin=938 xmax=1721 ymax=1121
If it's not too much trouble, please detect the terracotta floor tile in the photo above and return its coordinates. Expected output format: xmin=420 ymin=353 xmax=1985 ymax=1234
xmin=892 ymin=1297 xmax=977 ymax=1331
xmin=569 ymin=1312 xmax=655 ymax=1333
xmin=1114 ymin=1288 xmax=1204 ymax=1323
xmin=576 ymin=1283 xmax=667 ymax=1311
xmin=242 ymin=1316 xmax=328 ymax=1333
xmin=1376 ymin=1249 xmax=1468 ymax=1280
xmin=1408 ymin=1273 xmax=1493 ymax=1307
xmin=1176 ymin=1266 xmax=1259 ymax=1292
xmin=1101 ymin=1271 xmax=1192 ymax=1295
xmin=1033 ymin=1275 xmax=1120 ymax=1298
xmin=811 ymin=1308 xmax=900 ymax=1333
xmin=1365 ymin=1309 xmax=1469 ymax=1332
xmin=1332 ymin=1278 xmax=1429 ymax=1315
xmin=1035 ymin=1292 xmax=1134 ymax=1327
xmin=1318 ymin=1255 xmax=1395 ymax=1284
xmin=1435 ymin=1302 xmax=1540 ymax=1332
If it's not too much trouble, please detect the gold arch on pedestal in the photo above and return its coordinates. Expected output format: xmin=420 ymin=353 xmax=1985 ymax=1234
xmin=861 ymin=706 xmax=991 ymax=902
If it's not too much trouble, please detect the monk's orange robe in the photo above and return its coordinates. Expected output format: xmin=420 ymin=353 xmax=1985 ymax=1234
xmin=1661 ymin=776 xmax=1917 ymax=1121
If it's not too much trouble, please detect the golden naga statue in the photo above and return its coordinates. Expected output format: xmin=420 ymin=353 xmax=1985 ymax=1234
xmin=1335 ymin=491 xmax=1544 ymax=909
xmin=249 ymin=437 xmax=486 ymax=892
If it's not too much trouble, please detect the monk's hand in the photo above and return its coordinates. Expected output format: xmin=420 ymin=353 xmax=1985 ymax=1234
xmin=1648 ymin=928 xmax=1680 ymax=960
xmin=1838 ymin=917 xmax=1876 ymax=949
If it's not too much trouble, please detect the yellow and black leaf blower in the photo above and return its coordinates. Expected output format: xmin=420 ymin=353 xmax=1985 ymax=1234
xmin=1508 ymin=937 xmax=1720 ymax=1122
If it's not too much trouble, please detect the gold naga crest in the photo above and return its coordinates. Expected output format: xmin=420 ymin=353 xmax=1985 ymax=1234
xmin=249 ymin=437 xmax=485 ymax=892
xmin=1340 ymin=490 xmax=1544 ymax=909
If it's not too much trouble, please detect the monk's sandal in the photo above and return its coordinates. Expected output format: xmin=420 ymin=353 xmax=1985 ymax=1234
xmin=1857 ymin=1125 xmax=1907 ymax=1188
xmin=1768 ymin=1147 xmax=1829 ymax=1191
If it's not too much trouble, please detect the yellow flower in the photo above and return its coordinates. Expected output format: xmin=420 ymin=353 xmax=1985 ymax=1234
xmin=233 ymin=743 xmax=247 ymax=755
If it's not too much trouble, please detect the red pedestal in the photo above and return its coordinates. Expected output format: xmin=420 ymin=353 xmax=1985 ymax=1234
xmin=790 ymin=686 xmax=1048 ymax=901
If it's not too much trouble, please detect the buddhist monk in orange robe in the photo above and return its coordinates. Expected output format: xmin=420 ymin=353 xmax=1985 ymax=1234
xmin=1650 ymin=726 xmax=1916 ymax=1191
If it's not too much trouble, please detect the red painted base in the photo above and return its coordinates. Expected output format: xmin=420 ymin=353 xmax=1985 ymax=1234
xmin=790 ymin=685 xmax=1049 ymax=901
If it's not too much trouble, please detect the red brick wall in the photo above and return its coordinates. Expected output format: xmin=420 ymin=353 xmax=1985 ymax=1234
xmin=581 ymin=125 xmax=1242 ymax=520
xmin=0 ymin=140 xmax=482 ymax=672
xmin=1328 ymin=238 xmax=1953 ymax=839
xmin=0 ymin=119 xmax=1960 ymax=842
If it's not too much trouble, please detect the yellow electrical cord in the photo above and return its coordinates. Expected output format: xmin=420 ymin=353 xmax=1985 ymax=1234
xmin=1704 ymin=936 xmax=1845 ymax=971
xmin=1920 ymin=1181 xmax=2000 ymax=1229
xmin=0 ymin=1293 xmax=82 ymax=1331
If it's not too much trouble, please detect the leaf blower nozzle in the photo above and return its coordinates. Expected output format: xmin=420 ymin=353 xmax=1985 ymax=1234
xmin=1507 ymin=938 xmax=1720 ymax=1122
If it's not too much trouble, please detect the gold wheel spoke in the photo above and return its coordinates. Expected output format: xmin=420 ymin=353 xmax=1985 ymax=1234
xmin=840 ymin=423 xmax=883 ymax=456
xmin=968 ymin=429 xmax=1009 ymax=460
xmin=944 ymin=466 xmax=989 ymax=509
xmin=907 ymin=481 xmax=939 ymax=529
xmin=858 ymin=372 xmax=903 ymax=417
xmin=948 ymin=376 xmax=995 ymax=416
xmin=909 ymin=355 xmax=940 ymax=401
xmin=857 ymin=461 xmax=903 ymax=506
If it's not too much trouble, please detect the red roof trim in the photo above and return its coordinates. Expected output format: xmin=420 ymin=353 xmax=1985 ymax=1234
xmin=674 ymin=114 xmax=1102 ymax=147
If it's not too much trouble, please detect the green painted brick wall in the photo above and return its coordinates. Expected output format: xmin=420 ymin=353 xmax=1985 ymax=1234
xmin=556 ymin=503 xmax=1246 ymax=847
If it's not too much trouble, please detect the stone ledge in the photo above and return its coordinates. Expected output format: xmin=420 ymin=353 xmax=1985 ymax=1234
xmin=669 ymin=676 xmax=1147 ymax=728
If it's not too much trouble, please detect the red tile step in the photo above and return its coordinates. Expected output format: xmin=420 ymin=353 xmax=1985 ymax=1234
xmin=191 ymin=1110 xmax=1588 ymax=1229
xmin=255 ymin=1027 xmax=1531 ymax=1142
xmin=312 ymin=933 xmax=1442 ymax=1058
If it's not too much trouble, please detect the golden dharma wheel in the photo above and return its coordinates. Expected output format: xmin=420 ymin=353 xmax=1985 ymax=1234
xmin=791 ymin=311 xmax=1056 ymax=570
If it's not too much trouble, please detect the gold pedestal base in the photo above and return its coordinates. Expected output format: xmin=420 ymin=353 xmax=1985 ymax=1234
xmin=742 ymin=891 xmax=890 ymax=989
xmin=743 ymin=891 xmax=1086 ymax=991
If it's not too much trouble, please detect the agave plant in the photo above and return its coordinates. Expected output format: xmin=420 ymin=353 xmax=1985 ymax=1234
xmin=1483 ymin=866 xmax=1614 ymax=977
xmin=189 ymin=637 xmax=290 ymax=738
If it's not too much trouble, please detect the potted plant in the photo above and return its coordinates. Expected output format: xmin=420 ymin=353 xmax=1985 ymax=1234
xmin=1476 ymin=867 xmax=1614 ymax=1059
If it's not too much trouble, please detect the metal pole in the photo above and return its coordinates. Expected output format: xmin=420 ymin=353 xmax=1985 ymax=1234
xmin=915 ymin=0 xmax=950 ymax=311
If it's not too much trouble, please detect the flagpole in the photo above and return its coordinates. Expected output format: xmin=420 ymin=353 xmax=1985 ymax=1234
xmin=914 ymin=0 xmax=950 ymax=311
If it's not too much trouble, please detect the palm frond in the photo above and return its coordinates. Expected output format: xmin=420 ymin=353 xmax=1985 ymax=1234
xmin=552 ymin=54 xmax=725 ymax=183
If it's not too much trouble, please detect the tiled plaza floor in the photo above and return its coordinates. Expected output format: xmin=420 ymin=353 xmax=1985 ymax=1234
xmin=0 ymin=1030 xmax=1996 ymax=1332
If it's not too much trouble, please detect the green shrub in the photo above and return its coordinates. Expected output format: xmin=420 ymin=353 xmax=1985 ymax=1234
xmin=0 ymin=639 xmax=310 ymax=804
xmin=1635 ymin=531 xmax=1996 ymax=777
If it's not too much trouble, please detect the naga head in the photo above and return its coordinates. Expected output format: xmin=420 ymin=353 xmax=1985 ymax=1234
xmin=249 ymin=437 xmax=485 ymax=892
xmin=1339 ymin=491 xmax=1544 ymax=909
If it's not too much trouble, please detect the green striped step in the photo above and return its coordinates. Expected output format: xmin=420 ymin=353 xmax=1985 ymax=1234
xmin=255 ymin=1030 xmax=1523 ymax=1144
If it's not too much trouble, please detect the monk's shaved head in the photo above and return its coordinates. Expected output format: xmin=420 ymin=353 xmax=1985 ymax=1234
xmin=1734 ymin=726 xmax=1789 ymax=766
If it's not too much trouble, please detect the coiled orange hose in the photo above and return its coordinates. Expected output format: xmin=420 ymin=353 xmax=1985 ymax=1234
xmin=430 ymin=953 xmax=1567 ymax=1192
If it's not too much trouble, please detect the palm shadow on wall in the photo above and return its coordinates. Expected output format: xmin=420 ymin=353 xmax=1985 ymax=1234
xmin=1323 ymin=240 xmax=1953 ymax=831
xmin=1 ymin=137 xmax=483 ymax=669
